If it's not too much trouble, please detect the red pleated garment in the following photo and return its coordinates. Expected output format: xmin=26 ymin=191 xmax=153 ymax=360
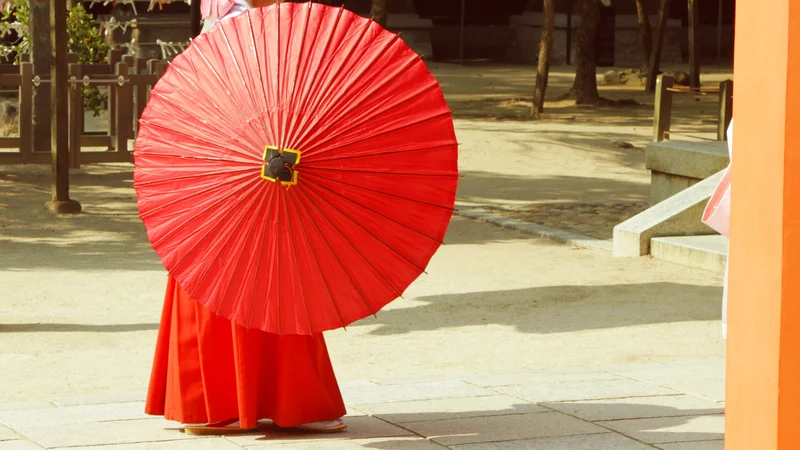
xmin=145 ymin=276 xmax=346 ymax=428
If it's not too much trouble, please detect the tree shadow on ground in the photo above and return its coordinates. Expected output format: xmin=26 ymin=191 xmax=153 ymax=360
xmin=354 ymin=282 xmax=721 ymax=336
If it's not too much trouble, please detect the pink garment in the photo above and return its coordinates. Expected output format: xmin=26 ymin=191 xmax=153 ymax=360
xmin=702 ymin=120 xmax=733 ymax=237
xmin=201 ymin=0 xmax=236 ymax=20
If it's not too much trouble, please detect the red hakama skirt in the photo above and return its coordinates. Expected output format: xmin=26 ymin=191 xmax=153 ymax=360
xmin=145 ymin=277 xmax=346 ymax=428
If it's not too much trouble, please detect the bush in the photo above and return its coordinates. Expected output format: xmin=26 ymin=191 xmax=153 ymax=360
xmin=2 ymin=1 xmax=110 ymax=116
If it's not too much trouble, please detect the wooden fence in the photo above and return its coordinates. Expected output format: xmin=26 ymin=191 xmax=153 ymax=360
xmin=653 ymin=74 xmax=734 ymax=142
xmin=0 ymin=49 xmax=167 ymax=167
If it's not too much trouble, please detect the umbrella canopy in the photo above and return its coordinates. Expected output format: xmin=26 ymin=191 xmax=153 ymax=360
xmin=134 ymin=2 xmax=458 ymax=334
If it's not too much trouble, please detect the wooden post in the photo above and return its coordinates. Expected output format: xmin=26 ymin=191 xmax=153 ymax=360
xmin=717 ymin=0 xmax=724 ymax=66
xmin=114 ymin=62 xmax=132 ymax=157
xmin=718 ymin=79 xmax=733 ymax=141
xmin=653 ymin=74 xmax=674 ymax=142
xmin=688 ymin=0 xmax=700 ymax=88
xmin=68 ymin=62 xmax=81 ymax=169
xmin=645 ymin=0 xmax=672 ymax=93
xmin=30 ymin=0 xmax=51 ymax=154
xmin=191 ymin=0 xmax=202 ymax=37
xmin=19 ymin=62 xmax=33 ymax=157
xmin=566 ymin=0 xmax=573 ymax=65
xmin=46 ymin=0 xmax=80 ymax=214
xmin=107 ymin=48 xmax=122 ymax=146
xmin=459 ymin=0 xmax=465 ymax=65
xmin=133 ymin=58 xmax=148 ymax=136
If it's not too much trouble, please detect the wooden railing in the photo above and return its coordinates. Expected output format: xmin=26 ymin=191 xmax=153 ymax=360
xmin=0 ymin=48 xmax=167 ymax=167
xmin=652 ymin=74 xmax=734 ymax=142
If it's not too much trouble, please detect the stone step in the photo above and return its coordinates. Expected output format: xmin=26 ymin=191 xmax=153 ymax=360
xmin=650 ymin=235 xmax=728 ymax=274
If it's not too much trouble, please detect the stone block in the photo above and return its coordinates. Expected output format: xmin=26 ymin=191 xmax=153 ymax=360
xmin=246 ymin=437 xmax=442 ymax=450
xmin=402 ymin=411 xmax=606 ymax=446
xmin=60 ymin=438 xmax=244 ymax=450
xmin=613 ymin=171 xmax=723 ymax=257
xmin=0 ymin=441 xmax=40 ymax=450
xmin=226 ymin=416 xmax=411 ymax=447
xmin=339 ymin=380 xmax=491 ymax=405
xmin=355 ymin=395 xmax=547 ymax=424
xmin=651 ymin=235 xmax=729 ymax=274
xmin=657 ymin=440 xmax=724 ymax=450
xmin=493 ymin=378 xmax=678 ymax=403
xmin=597 ymin=414 xmax=724 ymax=444
xmin=450 ymin=433 xmax=655 ymax=450
xmin=542 ymin=395 xmax=724 ymax=422
xmin=646 ymin=141 xmax=729 ymax=204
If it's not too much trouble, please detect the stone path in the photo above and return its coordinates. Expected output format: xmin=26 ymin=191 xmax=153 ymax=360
xmin=0 ymin=360 xmax=725 ymax=450
xmin=484 ymin=202 xmax=649 ymax=241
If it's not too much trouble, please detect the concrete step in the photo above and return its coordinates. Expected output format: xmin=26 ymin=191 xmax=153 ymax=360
xmin=650 ymin=235 xmax=728 ymax=274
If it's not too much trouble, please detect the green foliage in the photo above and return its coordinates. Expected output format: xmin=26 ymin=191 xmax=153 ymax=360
xmin=2 ymin=1 xmax=110 ymax=116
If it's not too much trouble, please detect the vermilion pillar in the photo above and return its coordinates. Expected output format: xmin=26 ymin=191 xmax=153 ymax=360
xmin=725 ymin=0 xmax=800 ymax=448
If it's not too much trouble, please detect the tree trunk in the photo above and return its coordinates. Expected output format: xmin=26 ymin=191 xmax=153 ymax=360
xmin=371 ymin=0 xmax=388 ymax=27
xmin=30 ymin=0 xmax=52 ymax=154
xmin=532 ymin=0 xmax=554 ymax=117
xmin=635 ymin=0 xmax=653 ymax=73
xmin=568 ymin=0 xmax=601 ymax=104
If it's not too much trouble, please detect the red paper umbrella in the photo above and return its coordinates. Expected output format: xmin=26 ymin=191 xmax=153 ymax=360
xmin=134 ymin=2 xmax=458 ymax=334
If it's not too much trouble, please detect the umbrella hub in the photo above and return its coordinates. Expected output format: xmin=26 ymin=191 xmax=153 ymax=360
xmin=261 ymin=146 xmax=300 ymax=186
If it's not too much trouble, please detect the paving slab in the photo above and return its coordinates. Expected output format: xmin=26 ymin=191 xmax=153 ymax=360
xmin=493 ymin=378 xmax=679 ymax=403
xmin=246 ymin=437 xmax=444 ymax=450
xmin=450 ymin=433 xmax=654 ymax=450
xmin=542 ymin=395 xmax=724 ymax=421
xmin=0 ymin=424 xmax=20 ymax=442
xmin=51 ymin=394 xmax=146 ymax=407
xmin=401 ymin=411 xmax=606 ymax=446
xmin=0 ymin=441 xmax=42 ymax=450
xmin=657 ymin=440 xmax=724 ymax=450
xmin=0 ymin=402 xmax=54 ymax=412
xmin=0 ymin=402 xmax=147 ymax=429
xmin=597 ymin=414 xmax=724 ymax=444
xmin=461 ymin=371 xmax=621 ymax=387
xmin=340 ymin=380 xmax=492 ymax=405
xmin=13 ymin=418 xmax=195 ymax=448
xmin=226 ymin=416 xmax=412 ymax=446
xmin=55 ymin=437 xmax=243 ymax=450
xmin=355 ymin=395 xmax=548 ymax=424
xmin=611 ymin=360 xmax=725 ymax=403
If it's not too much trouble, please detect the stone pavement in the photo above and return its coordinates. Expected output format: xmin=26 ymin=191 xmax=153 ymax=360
xmin=0 ymin=359 xmax=724 ymax=450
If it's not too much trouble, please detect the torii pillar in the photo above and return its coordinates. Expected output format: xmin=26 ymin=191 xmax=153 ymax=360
xmin=725 ymin=0 xmax=800 ymax=448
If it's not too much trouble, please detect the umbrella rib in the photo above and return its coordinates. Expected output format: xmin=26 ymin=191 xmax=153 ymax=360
xmin=187 ymin=181 xmax=267 ymax=301
xmin=283 ymin=6 xmax=345 ymax=144
xmin=289 ymin=35 xmax=401 ymax=147
xmin=168 ymin=178 xmax=264 ymax=274
xmin=134 ymin=166 xmax=254 ymax=188
xmin=137 ymin=152 xmax=254 ymax=166
xmin=247 ymin=11 xmax=278 ymax=143
xmin=137 ymin=120 xmax=256 ymax=162
xmin=287 ymin=15 xmax=375 ymax=145
xmin=301 ymin=167 xmax=459 ymax=178
xmin=301 ymin=168 xmax=455 ymax=212
xmin=220 ymin=23 xmax=272 ymax=142
xmin=276 ymin=4 xmax=284 ymax=150
xmin=281 ymin=188 xmax=315 ymax=333
xmin=246 ymin=185 xmax=279 ymax=330
xmin=286 ymin=188 xmax=349 ymax=330
xmin=283 ymin=2 xmax=323 ymax=145
xmin=149 ymin=175 xmax=263 ymax=248
xmin=302 ymin=179 xmax=429 ymax=276
xmin=303 ymin=108 xmax=450 ymax=160
xmin=213 ymin=182 xmax=274 ymax=319
xmin=294 ymin=187 xmax=377 ymax=317
xmin=148 ymin=93 xmax=264 ymax=155
xmin=138 ymin=172 xmax=254 ymax=211
xmin=299 ymin=176 xmax=445 ymax=246
xmin=160 ymin=65 xmax=259 ymax=145
xmin=291 ymin=53 xmax=419 ymax=148
xmin=297 ymin=184 xmax=406 ymax=298
xmin=303 ymin=142 xmax=455 ymax=165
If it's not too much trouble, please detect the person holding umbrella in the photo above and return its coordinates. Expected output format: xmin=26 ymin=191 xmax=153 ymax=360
xmin=143 ymin=0 xmax=348 ymax=435
xmin=137 ymin=0 xmax=458 ymax=438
